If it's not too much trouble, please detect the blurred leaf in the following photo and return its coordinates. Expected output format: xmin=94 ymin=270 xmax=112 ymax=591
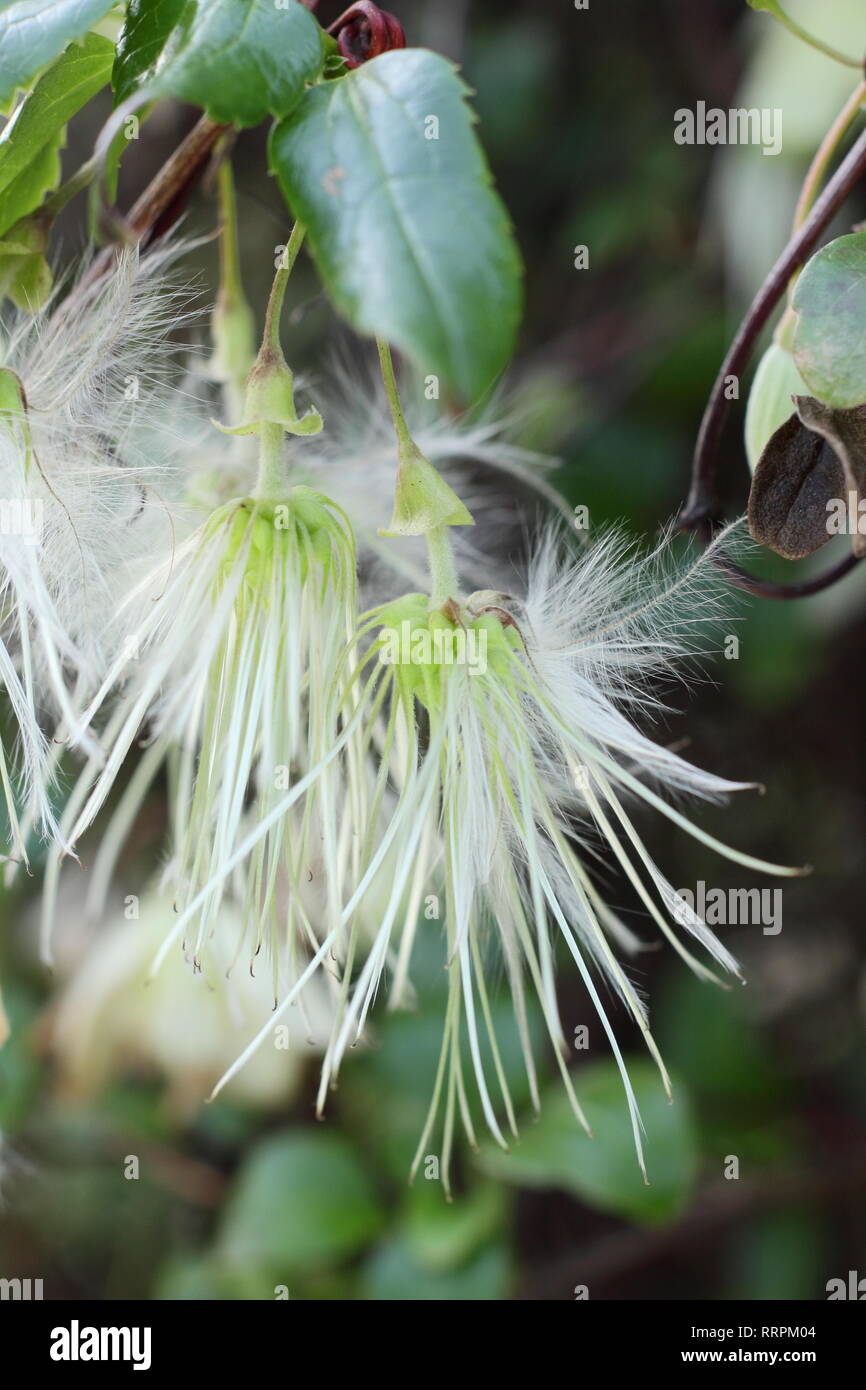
xmin=369 ymin=1000 xmax=541 ymax=1107
xmin=507 ymin=367 xmax=589 ymax=453
xmin=360 ymin=1236 xmax=511 ymax=1301
xmin=726 ymin=1208 xmax=822 ymax=1300
xmin=0 ymin=983 xmax=42 ymax=1129
xmin=190 ymin=1096 xmax=261 ymax=1149
xmin=468 ymin=23 xmax=555 ymax=155
xmin=342 ymin=996 xmax=544 ymax=1180
xmin=725 ymin=592 xmax=815 ymax=709
xmin=269 ymin=49 xmax=522 ymax=402
xmin=563 ymin=417 xmax=685 ymax=530
xmin=99 ymin=1083 xmax=175 ymax=1143
xmin=403 ymin=1179 xmax=507 ymax=1272
xmin=157 ymin=1254 xmax=309 ymax=1301
xmin=477 ymin=1059 xmax=698 ymax=1225
xmin=699 ymin=1113 xmax=798 ymax=1173
xmin=155 ymin=1254 xmax=229 ymax=1301
xmin=340 ymin=1014 xmax=444 ymax=1181
xmin=112 ymin=0 xmax=186 ymax=105
xmin=219 ymin=1131 xmax=385 ymax=1272
xmin=19 ymin=1161 xmax=174 ymax=1297
xmin=634 ymin=314 xmax=728 ymax=417
xmin=656 ymin=971 xmax=779 ymax=1102
xmin=0 ymin=0 xmax=113 ymax=111
xmin=146 ymin=0 xmax=324 ymax=127
xmin=793 ymin=233 xmax=866 ymax=410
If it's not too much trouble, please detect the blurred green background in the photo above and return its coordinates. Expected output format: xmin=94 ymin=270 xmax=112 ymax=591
xmin=2 ymin=0 xmax=866 ymax=1301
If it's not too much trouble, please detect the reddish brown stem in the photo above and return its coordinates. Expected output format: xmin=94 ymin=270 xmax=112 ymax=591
xmin=712 ymin=546 xmax=862 ymax=599
xmin=69 ymin=114 xmax=227 ymax=307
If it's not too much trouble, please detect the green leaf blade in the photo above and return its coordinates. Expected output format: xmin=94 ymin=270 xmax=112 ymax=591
xmin=793 ymin=232 xmax=866 ymax=410
xmin=269 ymin=49 xmax=523 ymax=402
xmin=148 ymin=0 xmax=325 ymax=128
xmin=112 ymin=0 xmax=187 ymax=106
xmin=0 ymin=0 xmax=114 ymax=111
xmin=0 ymin=129 xmax=62 ymax=239
xmin=0 ymin=33 xmax=114 ymax=236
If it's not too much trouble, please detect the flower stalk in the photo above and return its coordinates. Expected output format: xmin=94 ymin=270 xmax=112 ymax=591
xmin=211 ymin=154 xmax=256 ymax=421
xmin=376 ymin=337 xmax=471 ymax=598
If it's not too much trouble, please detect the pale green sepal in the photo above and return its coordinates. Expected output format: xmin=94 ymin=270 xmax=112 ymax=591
xmin=211 ymin=410 xmax=323 ymax=438
xmin=213 ymin=350 xmax=323 ymax=438
xmin=0 ymin=366 xmax=24 ymax=414
xmin=0 ymin=365 xmax=33 ymax=470
xmin=745 ymin=341 xmax=808 ymax=474
xmin=380 ymin=441 xmax=474 ymax=537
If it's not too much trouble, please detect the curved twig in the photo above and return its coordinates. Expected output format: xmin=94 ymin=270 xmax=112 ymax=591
xmin=678 ymin=125 xmax=866 ymax=598
xmin=681 ymin=125 xmax=866 ymax=533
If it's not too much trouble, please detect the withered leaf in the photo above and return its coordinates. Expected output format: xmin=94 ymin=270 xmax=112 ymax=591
xmin=747 ymin=397 xmax=866 ymax=560
xmin=795 ymin=397 xmax=866 ymax=558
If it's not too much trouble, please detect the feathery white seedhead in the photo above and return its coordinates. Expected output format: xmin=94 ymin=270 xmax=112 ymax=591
xmin=209 ymin=523 xmax=801 ymax=1192
xmin=42 ymin=486 xmax=367 ymax=993
xmin=0 ymin=245 xmax=203 ymax=858
xmin=292 ymin=360 xmax=564 ymax=599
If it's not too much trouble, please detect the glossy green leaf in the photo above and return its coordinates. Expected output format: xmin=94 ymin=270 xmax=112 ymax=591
xmin=0 ymin=33 xmax=114 ymax=229
xmin=269 ymin=49 xmax=523 ymax=402
xmin=0 ymin=0 xmax=114 ymax=111
xmin=146 ymin=0 xmax=325 ymax=128
xmin=112 ymin=0 xmax=186 ymax=105
xmin=219 ymin=1131 xmax=385 ymax=1271
xmin=793 ymin=232 xmax=866 ymax=409
xmin=477 ymin=1059 xmax=698 ymax=1224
